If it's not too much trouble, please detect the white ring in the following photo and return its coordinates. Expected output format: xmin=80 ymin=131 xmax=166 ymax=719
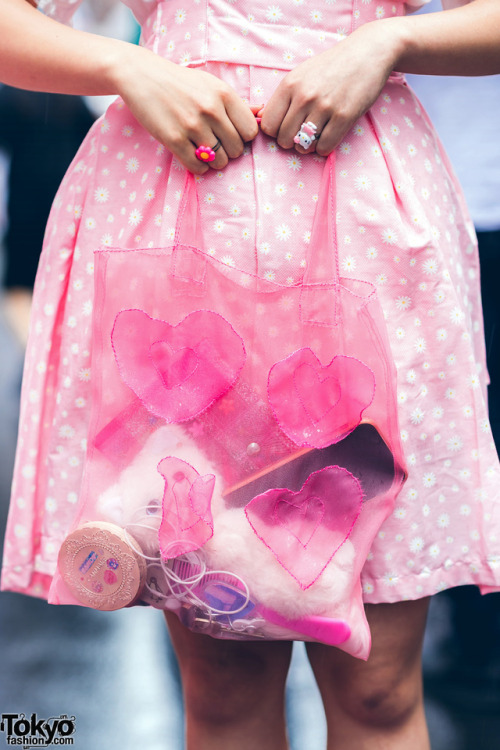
xmin=293 ymin=120 xmax=319 ymax=151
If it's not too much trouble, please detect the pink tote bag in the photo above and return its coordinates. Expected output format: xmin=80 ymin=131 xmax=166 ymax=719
xmin=52 ymin=156 xmax=406 ymax=660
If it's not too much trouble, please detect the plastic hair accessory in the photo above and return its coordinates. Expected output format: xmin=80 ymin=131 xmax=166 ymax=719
xmin=293 ymin=121 xmax=318 ymax=150
xmin=195 ymin=140 xmax=221 ymax=162
xmin=158 ymin=455 xmax=215 ymax=559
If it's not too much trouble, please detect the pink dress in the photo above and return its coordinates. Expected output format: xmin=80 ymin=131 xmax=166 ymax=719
xmin=3 ymin=0 xmax=500 ymax=606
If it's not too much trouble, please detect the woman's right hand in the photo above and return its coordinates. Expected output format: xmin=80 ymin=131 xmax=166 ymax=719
xmin=2 ymin=0 xmax=257 ymax=174
xmin=113 ymin=45 xmax=259 ymax=175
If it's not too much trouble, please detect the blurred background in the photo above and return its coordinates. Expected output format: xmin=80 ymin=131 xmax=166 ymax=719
xmin=1 ymin=1 xmax=499 ymax=747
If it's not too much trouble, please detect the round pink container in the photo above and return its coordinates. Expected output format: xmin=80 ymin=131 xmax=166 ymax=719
xmin=57 ymin=522 xmax=147 ymax=610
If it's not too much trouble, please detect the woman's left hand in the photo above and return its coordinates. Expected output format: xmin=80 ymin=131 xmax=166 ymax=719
xmin=259 ymin=20 xmax=403 ymax=156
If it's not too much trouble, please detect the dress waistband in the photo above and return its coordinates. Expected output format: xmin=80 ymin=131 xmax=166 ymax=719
xmin=140 ymin=0 xmax=407 ymax=71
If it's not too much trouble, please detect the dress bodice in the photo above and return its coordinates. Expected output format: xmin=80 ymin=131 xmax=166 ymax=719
xmin=142 ymin=0 xmax=412 ymax=70
xmin=37 ymin=0 xmax=434 ymax=41
xmin=37 ymin=0 xmax=435 ymax=72
xmin=35 ymin=0 xmax=474 ymax=72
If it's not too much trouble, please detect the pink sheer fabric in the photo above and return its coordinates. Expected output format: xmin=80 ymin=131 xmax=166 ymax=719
xmin=49 ymin=157 xmax=406 ymax=659
xmin=268 ymin=351 xmax=375 ymax=449
xmin=245 ymin=465 xmax=364 ymax=589
xmin=158 ymin=456 xmax=215 ymax=558
xmin=112 ymin=309 xmax=246 ymax=422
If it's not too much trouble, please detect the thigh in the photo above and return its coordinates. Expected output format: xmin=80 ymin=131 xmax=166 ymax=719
xmin=165 ymin=614 xmax=294 ymax=750
xmin=165 ymin=611 xmax=293 ymax=714
xmin=305 ymin=598 xmax=430 ymax=723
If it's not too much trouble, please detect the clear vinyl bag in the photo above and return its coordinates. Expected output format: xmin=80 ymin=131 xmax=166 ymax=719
xmin=51 ymin=156 xmax=406 ymax=660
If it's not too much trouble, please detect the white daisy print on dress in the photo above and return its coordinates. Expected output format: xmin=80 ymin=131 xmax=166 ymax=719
xmin=94 ymin=187 xmax=109 ymax=203
xmin=266 ymin=5 xmax=283 ymax=22
xmin=355 ymin=175 xmax=371 ymax=191
xmin=275 ymin=224 xmax=292 ymax=241
xmin=382 ymin=228 xmax=398 ymax=244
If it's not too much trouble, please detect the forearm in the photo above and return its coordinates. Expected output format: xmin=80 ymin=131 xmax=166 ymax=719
xmin=0 ymin=0 xmax=139 ymax=95
xmin=0 ymin=0 xmax=259 ymax=175
xmin=375 ymin=0 xmax=500 ymax=77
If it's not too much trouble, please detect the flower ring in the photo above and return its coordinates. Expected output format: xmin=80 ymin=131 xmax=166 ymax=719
xmin=195 ymin=139 xmax=222 ymax=162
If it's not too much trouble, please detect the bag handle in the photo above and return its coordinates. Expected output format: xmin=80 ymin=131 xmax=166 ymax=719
xmin=170 ymin=152 xmax=340 ymax=295
xmin=169 ymin=172 xmax=208 ymax=291
xmin=299 ymin=153 xmax=342 ymax=327
xmin=301 ymin=152 xmax=339 ymax=287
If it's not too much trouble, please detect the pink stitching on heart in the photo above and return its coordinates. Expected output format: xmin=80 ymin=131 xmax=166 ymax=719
xmin=111 ymin=309 xmax=246 ymax=423
xmin=274 ymin=494 xmax=325 ymax=548
xmin=150 ymin=341 xmax=199 ymax=390
xmin=245 ymin=465 xmax=363 ymax=589
xmin=268 ymin=348 xmax=375 ymax=449
xmin=293 ymin=363 xmax=341 ymax=425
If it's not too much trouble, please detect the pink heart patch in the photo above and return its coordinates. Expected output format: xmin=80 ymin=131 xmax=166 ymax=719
xmin=268 ymin=348 xmax=375 ymax=449
xmin=245 ymin=465 xmax=363 ymax=589
xmin=112 ymin=309 xmax=246 ymax=423
xmin=293 ymin=364 xmax=341 ymax=424
xmin=275 ymin=493 xmax=325 ymax=548
xmin=158 ymin=456 xmax=215 ymax=559
xmin=150 ymin=342 xmax=198 ymax=390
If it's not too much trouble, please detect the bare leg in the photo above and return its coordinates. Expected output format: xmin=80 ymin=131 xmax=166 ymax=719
xmin=306 ymin=598 xmax=430 ymax=750
xmin=165 ymin=611 xmax=293 ymax=750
